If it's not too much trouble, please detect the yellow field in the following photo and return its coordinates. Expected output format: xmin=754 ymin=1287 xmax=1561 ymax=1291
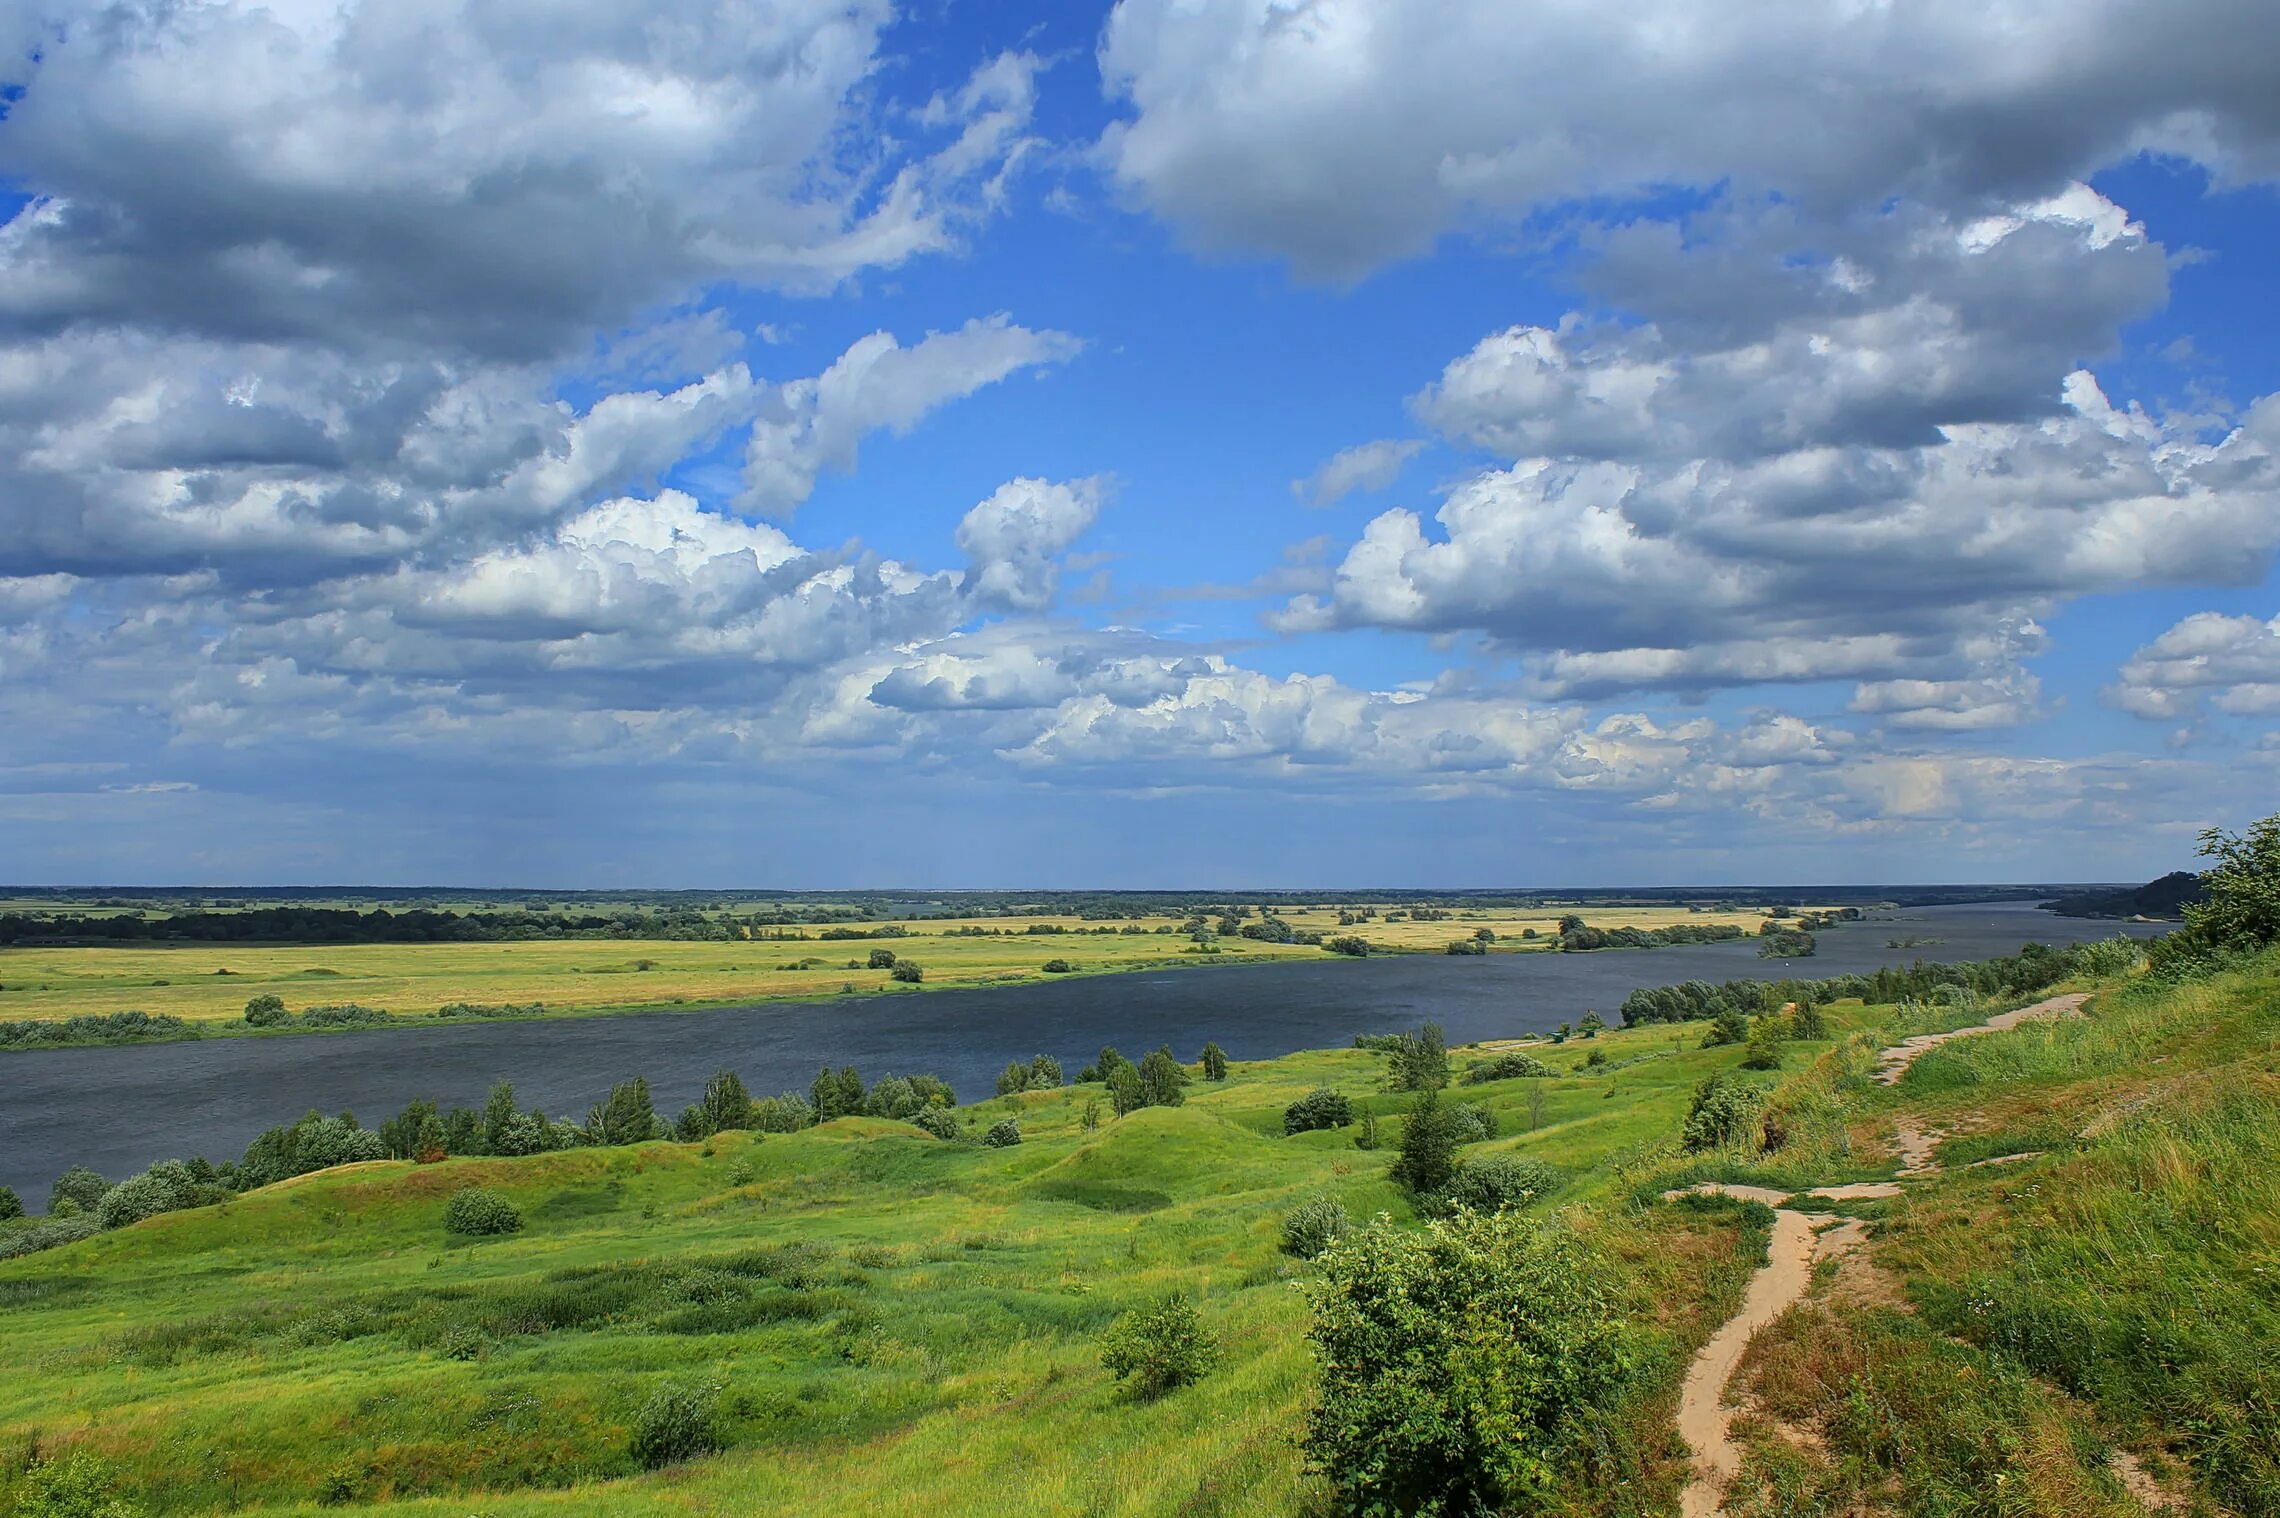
xmin=0 ymin=903 xmax=1847 ymax=1027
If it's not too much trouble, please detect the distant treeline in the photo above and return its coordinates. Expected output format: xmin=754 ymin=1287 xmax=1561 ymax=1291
xmin=2042 ymin=872 xmax=2203 ymax=921
xmin=0 ymin=906 xmax=854 ymax=946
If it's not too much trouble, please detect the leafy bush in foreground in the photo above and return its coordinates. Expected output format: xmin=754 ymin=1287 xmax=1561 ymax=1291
xmin=629 ymin=1378 xmax=725 ymax=1469
xmin=1283 ymin=1087 xmax=1354 ymax=1135
xmin=915 ymin=1108 xmax=960 ymax=1140
xmin=1099 ymin=1296 xmax=1218 ymax=1397
xmin=1281 ymin=1196 xmax=1351 ymax=1258
xmin=443 ymin=1188 xmax=523 ymax=1237
xmin=982 ymin=1118 xmax=1021 ymax=1148
xmin=1303 ymin=1210 xmax=1630 ymax=1514
xmin=11 ymin=1449 xmax=142 ymax=1517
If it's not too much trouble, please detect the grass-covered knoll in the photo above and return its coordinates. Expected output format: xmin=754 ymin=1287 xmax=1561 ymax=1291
xmin=0 ymin=1009 xmax=1831 ymax=1517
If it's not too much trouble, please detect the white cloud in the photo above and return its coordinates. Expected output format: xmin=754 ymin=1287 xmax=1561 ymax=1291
xmin=955 ymin=477 xmax=1108 ymax=612
xmin=739 ymin=316 xmax=1082 ymax=515
xmin=1098 ymin=0 xmax=2280 ymax=278
xmin=1293 ymin=438 xmax=1423 ymax=505
xmin=2110 ymin=612 xmax=2280 ymax=721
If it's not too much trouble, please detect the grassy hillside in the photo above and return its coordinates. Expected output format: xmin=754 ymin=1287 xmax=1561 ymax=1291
xmin=3 ymin=947 xmax=2270 ymax=1516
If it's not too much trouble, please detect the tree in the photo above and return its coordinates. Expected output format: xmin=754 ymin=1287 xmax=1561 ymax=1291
xmin=811 ymin=1066 xmax=864 ymax=1121
xmin=1391 ymin=1021 xmax=1449 ymax=1092
xmin=586 ymin=1077 xmax=660 ymax=1146
xmin=2152 ymin=811 xmax=2280 ymax=975
xmin=0 ymin=1186 xmax=20 ymax=1220
xmin=1108 ymin=1063 xmax=1146 ymax=1118
xmin=1390 ymin=1090 xmax=1462 ymax=1197
xmin=1283 ymin=1087 xmax=1354 ymax=1135
xmin=1739 ymin=1014 xmax=1786 ymax=1070
xmin=1789 ymin=1001 xmax=1828 ymax=1039
xmin=677 ymin=1069 xmax=752 ymax=1138
xmin=1100 ymin=1296 xmax=1219 ymax=1397
xmin=1137 ymin=1046 xmax=1188 ymax=1108
xmin=996 ymin=1061 xmax=1033 ymax=1097
xmin=867 ymin=947 xmax=897 ymax=969
xmin=242 ymin=992 xmax=288 ymax=1027
xmin=1302 ymin=1210 xmax=1631 ymax=1514
xmin=1199 ymin=1041 xmax=1229 ymax=1080
xmin=381 ymin=1097 xmax=446 ymax=1160
xmin=1027 ymin=1053 xmax=1063 ymax=1088
xmin=1702 ymin=1005 xmax=1750 ymax=1047
xmin=1323 ymin=934 xmax=1371 ymax=956
xmin=1081 ymin=1095 xmax=1103 ymax=1132
xmin=1354 ymin=1110 xmax=1381 ymax=1150
xmin=1577 ymin=1010 xmax=1605 ymax=1038
xmin=890 ymin=961 xmax=924 ymax=983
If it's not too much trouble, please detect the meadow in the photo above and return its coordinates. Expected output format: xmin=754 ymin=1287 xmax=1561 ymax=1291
xmin=8 ymin=931 xmax=2270 ymax=1517
xmin=0 ymin=902 xmax=1844 ymax=1032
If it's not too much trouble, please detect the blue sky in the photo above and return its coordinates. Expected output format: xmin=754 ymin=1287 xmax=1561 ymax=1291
xmin=0 ymin=0 xmax=2276 ymax=887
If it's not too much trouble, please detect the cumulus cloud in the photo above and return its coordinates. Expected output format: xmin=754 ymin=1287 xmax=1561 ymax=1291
xmin=955 ymin=477 xmax=1108 ymax=612
xmin=1282 ymin=195 xmax=2280 ymax=709
xmin=739 ymin=316 xmax=1082 ymax=515
xmin=2110 ymin=612 xmax=2280 ymax=721
xmin=1098 ymin=0 xmax=2280 ymax=278
xmin=1292 ymin=438 xmax=1423 ymax=505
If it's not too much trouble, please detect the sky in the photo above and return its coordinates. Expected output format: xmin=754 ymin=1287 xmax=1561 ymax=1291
xmin=1 ymin=0 xmax=2278 ymax=889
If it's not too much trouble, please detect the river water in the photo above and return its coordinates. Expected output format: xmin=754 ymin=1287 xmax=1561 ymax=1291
xmin=0 ymin=903 xmax=2156 ymax=1199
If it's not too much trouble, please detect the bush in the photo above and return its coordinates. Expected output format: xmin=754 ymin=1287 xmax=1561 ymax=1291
xmin=1701 ymin=1005 xmax=1750 ymax=1047
xmin=1464 ymin=1051 xmax=1550 ymax=1082
xmin=11 ymin=1449 xmax=142 ymax=1518
xmin=49 ymin=1165 xmax=110 ymax=1215
xmin=1439 ymin=1154 xmax=1558 ymax=1214
xmin=629 ymin=1378 xmax=725 ymax=1469
xmin=982 ymin=1118 xmax=1021 ymax=1147
xmin=1302 ymin=1210 xmax=1630 ymax=1514
xmin=1099 ymin=1295 xmax=1218 ymax=1397
xmin=1040 ymin=957 xmax=1075 ymax=973
xmin=1448 ymin=1102 xmax=1498 ymax=1143
xmin=1390 ymin=1022 xmax=1450 ymax=1092
xmin=1281 ymin=1196 xmax=1351 ymax=1258
xmin=94 ymin=1162 xmax=200 ymax=1230
xmin=915 ymin=1108 xmax=960 ymax=1140
xmin=890 ymin=962 xmax=924 ymax=984
xmin=242 ymin=992 xmax=289 ymax=1027
xmin=1283 ymin=1087 xmax=1354 ymax=1135
xmin=236 ymin=1111 xmax=386 ymax=1187
xmin=444 ymin=1188 xmax=523 ymax=1236
xmin=866 ymin=947 xmax=897 ymax=969
xmin=0 ymin=1185 xmax=20 ymax=1220
xmin=1322 ymin=934 xmax=1371 ymax=957
xmin=1739 ymin=1013 xmax=1786 ymax=1070
xmin=0 ymin=1214 xmax=100 ymax=1261
xmin=1682 ymin=1072 xmax=1769 ymax=1153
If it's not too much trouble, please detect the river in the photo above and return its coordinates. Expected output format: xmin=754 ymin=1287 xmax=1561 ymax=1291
xmin=0 ymin=903 xmax=2157 ymax=1199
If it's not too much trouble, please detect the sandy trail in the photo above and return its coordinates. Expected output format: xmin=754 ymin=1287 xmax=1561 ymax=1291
xmin=1671 ymin=994 xmax=2089 ymax=1512
xmin=1871 ymin=992 xmax=2088 ymax=1085
xmin=1674 ymin=1196 xmax=1864 ymax=1517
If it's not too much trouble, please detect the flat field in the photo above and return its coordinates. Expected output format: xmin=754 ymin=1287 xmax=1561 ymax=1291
xmin=0 ymin=903 xmax=1839 ymax=1028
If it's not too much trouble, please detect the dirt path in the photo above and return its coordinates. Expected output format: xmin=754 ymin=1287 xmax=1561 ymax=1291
xmin=1671 ymin=1193 xmax=1865 ymax=1517
xmin=1871 ymin=992 xmax=2089 ymax=1085
xmin=1670 ymin=993 xmax=2091 ymax=1513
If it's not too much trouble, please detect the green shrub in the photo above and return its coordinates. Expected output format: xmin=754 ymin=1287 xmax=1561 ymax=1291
xmin=1682 ymin=1072 xmax=1769 ymax=1153
xmin=0 ymin=1185 xmax=21 ymax=1220
xmin=1448 ymin=1102 xmax=1498 ymax=1143
xmin=628 ymin=1378 xmax=725 ymax=1469
xmin=48 ymin=1165 xmax=110 ymax=1215
xmin=1302 ymin=1210 xmax=1631 ymax=1514
xmin=438 ymin=1325 xmax=489 ymax=1361
xmin=1740 ymin=1013 xmax=1787 ymax=1070
xmin=0 ymin=1214 xmax=100 ymax=1261
xmin=1281 ymin=1196 xmax=1351 ymax=1258
xmin=1464 ymin=1051 xmax=1550 ymax=1082
xmin=1390 ymin=1090 xmax=1462 ymax=1197
xmin=1099 ymin=1295 xmax=1218 ymax=1397
xmin=915 ymin=1109 xmax=960 ymax=1140
xmin=1789 ymin=1001 xmax=1829 ymax=1039
xmin=11 ymin=1449 xmax=142 ymax=1517
xmin=982 ymin=1118 xmax=1021 ymax=1147
xmin=866 ymin=947 xmax=898 ymax=969
xmin=1283 ymin=1087 xmax=1354 ymax=1134
xmin=241 ymin=992 xmax=289 ymax=1027
xmin=1439 ymin=1155 xmax=1558 ymax=1214
xmin=1040 ymin=958 xmax=1074 ymax=973
xmin=444 ymin=1188 xmax=523 ymax=1237
xmin=890 ymin=962 xmax=923 ymax=984
xmin=94 ymin=1162 xmax=200 ymax=1230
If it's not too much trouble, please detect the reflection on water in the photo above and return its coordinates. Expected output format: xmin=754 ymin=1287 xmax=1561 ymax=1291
xmin=0 ymin=902 xmax=2158 ymax=1196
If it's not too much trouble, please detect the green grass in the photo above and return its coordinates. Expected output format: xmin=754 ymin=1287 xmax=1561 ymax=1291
xmin=4 ymin=957 xmax=2272 ymax=1517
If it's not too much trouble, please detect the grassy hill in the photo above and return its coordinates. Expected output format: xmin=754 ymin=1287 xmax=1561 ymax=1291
xmin=2 ymin=946 xmax=2273 ymax=1516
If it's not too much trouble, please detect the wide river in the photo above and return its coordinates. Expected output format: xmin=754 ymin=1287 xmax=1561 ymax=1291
xmin=0 ymin=903 xmax=2156 ymax=1198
